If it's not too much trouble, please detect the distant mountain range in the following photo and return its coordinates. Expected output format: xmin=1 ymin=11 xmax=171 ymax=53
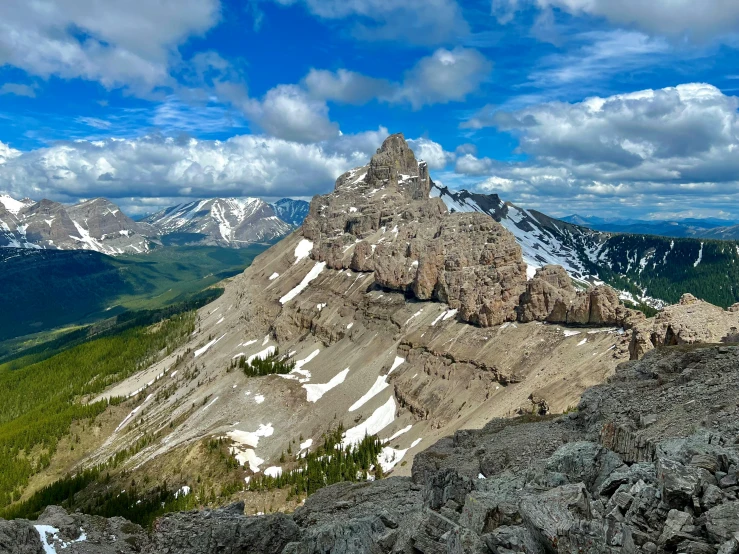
xmin=0 ymin=194 xmax=310 ymax=254
xmin=0 ymin=194 xmax=155 ymax=255
xmin=4 ymin=188 xmax=739 ymax=310
xmin=560 ymin=214 xmax=739 ymax=239
xmin=142 ymin=198 xmax=296 ymax=247
xmin=271 ymin=198 xmax=310 ymax=227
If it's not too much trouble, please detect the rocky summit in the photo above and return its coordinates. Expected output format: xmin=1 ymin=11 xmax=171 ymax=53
xmin=304 ymin=133 xmax=641 ymax=329
xmin=2 ymin=134 xmax=738 ymax=554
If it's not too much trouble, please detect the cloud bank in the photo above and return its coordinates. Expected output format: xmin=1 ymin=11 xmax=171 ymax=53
xmin=0 ymin=0 xmax=221 ymax=95
xmin=492 ymin=0 xmax=739 ymax=40
xmin=0 ymin=129 xmax=395 ymax=213
xmin=455 ymin=83 xmax=739 ymax=217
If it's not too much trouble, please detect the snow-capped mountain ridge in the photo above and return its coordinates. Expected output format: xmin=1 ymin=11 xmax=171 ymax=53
xmin=429 ymin=183 xmax=734 ymax=309
xmin=1 ymin=193 xmax=311 ymax=254
xmin=144 ymin=197 xmax=294 ymax=247
xmin=271 ymin=198 xmax=310 ymax=227
xmin=431 ymin=183 xmax=603 ymax=282
xmin=0 ymin=194 xmax=34 ymax=216
xmin=0 ymin=195 xmax=155 ymax=255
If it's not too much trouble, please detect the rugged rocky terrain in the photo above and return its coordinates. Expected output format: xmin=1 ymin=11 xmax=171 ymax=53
xmin=3 ymin=134 xmax=738 ymax=553
xmin=3 ymin=344 xmax=738 ymax=553
xmin=0 ymin=196 xmax=156 ymax=254
xmin=63 ymin=134 xmax=737 ymax=489
xmin=77 ymin=134 xmax=649 ymax=494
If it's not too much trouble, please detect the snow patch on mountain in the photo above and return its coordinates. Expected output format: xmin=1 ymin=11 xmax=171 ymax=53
xmin=431 ymin=183 xmax=669 ymax=308
xmin=0 ymin=195 xmax=155 ymax=254
xmin=144 ymin=197 xmax=292 ymax=247
xmin=303 ymin=368 xmax=349 ymax=402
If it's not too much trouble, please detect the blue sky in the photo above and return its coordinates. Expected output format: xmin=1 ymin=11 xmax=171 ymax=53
xmin=2 ymin=0 xmax=739 ymax=219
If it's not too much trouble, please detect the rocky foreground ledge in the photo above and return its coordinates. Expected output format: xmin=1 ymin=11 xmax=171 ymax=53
xmin=2 ymin=343 xmax=738 ymax=553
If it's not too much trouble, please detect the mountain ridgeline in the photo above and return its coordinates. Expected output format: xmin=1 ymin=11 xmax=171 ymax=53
xmin=3 ymin=186 xmax=738 ymax=310
xmin=142 ymin=197 xmax=308 ymax=247
xmin=432 ymin=185 xmax=739 ymax=309
xmin=0 ymin=195 xmax=155 ymax=255
xmin=0 ymin=194 xmax=310 ymax=254
xmin=561 ymin=213 xmax=739 ymax=240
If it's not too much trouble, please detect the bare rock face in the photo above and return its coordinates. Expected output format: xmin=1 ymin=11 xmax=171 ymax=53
xmin=519 ymin=265 xmax=643 ymax=328
xmin=518 ymin=265 xmax=574 ymax=323
xmin=302 ymin=133 xmax=529 ymax=327
xmin=628 ymin=293 xmax=739 ymax=359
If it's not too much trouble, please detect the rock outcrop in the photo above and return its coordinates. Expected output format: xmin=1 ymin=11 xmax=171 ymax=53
xmin=628 ymin=293 xmax=739 ymax=359
xmin=303 ymin=133 xmax=637 ymax=328
xmin=518 ymin=265 xmax=644 ymax=327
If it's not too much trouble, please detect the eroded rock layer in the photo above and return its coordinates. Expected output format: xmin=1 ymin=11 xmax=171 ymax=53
xmin=304 ymin=134 xmax=639 ymax=329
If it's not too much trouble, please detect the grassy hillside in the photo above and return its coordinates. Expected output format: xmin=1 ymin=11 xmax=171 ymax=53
xmin=0 ymin=244 xmax=269 ymax=344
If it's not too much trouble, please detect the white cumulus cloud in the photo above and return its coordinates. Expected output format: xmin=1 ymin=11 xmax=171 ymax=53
xmin=301 ymin=48 xmax=492 ymax=111
xmin=242 ymin=85 xmax=340 ymax=143
xmin=0 ymin=0 xmax=220 ymax=94
xmin=0 ymin=129 xmax=399 ymax=213
xmin=453 ymin=83 xmax=739 ymax=217
xmin=492 ymin=0 xmax=739 ymax=40
xmin=396 ymin=48 xmax=492 ymax=109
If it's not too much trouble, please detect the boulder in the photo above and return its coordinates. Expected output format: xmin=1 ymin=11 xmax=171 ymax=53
xmin=705 ymin=503 xmax=739 ymax=544
xmin=150 ymin=502 xmax=299 ymax=554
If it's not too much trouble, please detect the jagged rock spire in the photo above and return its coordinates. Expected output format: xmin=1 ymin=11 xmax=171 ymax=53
xmin=366 ymin=133 xmax=430 ymax=200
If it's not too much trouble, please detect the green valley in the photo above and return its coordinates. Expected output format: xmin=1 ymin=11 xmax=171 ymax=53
xmin=0 ymin=244 xmax=270 ymax=349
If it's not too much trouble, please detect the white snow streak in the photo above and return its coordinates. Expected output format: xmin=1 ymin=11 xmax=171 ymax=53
xmin=294 ymin=239 xmax=314 ymax=264
xmin=343 ymin=396 xmax=396 ymax=447
xmin=348 ymin=376 xmax=390 ymax=412
xmin=388 ymin=356 xmax=405 ymax=375
xmin=246 ymin=346 xmax=276 ymax=364
xmin=280 ymin=262 xmax=326 ymax=304
xmin=303 ymin=368 xmax=349 ymax=402
xmin=194 ymin=333 xmax=226 ymax=357
xmin=384 ymin=425 xmax=412 ymax=442
xmin=694 ymin=242 xmax=704 ymax=267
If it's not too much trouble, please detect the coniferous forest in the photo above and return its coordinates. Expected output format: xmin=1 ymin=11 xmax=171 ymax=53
xmin=231 ymin=348 xmax=296 ymax=376
xmin=0 ymin=312 xmax=195 ymax=509
xmin=246 ymin=425 xmax=384 ymax=498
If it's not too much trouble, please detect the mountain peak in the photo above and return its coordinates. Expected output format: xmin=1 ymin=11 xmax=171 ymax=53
xmin=144 ymin=197 xmax=295 ymax=247
xmin=365 ymin=133 xmax=429 ymax=199
xmin=0 ymin=193 xmax=33 ymax=215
